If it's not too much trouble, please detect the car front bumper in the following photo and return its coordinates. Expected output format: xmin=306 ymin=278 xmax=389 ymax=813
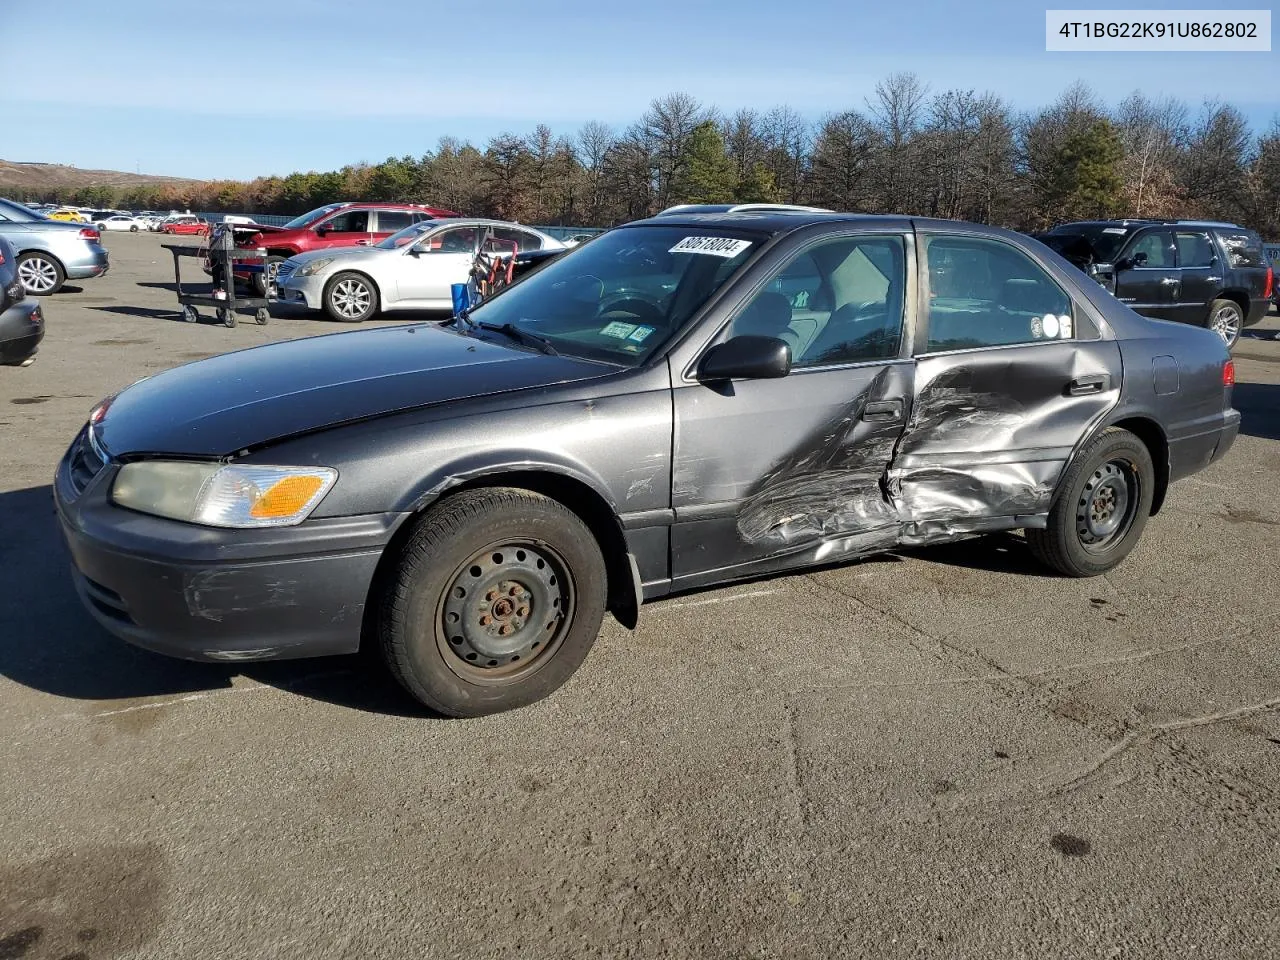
xmin=54 ymin=430 xmax=405 ymax=662
xmin=274 ymin=271 xmax=324 ymax=310
xmin=0 ymin=299 xmax=43 ymax=364
xmin=62 ymin=244 xmax=110 ymax=281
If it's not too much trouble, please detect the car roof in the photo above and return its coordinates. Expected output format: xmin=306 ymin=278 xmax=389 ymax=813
xmin=1054 ymin=218 xmax=1250 ymax=231
xmin=627 ymin=210 xmax=919 ymax=236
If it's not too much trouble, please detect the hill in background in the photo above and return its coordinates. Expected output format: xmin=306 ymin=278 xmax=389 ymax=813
xmin=0 ymin=160 xmax=204 ymax=193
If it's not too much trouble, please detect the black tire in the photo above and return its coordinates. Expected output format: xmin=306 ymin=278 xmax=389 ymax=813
xmin=323 ymin=271 xmax=379 ymax=322
xmin=378 ymin=488 xmax=607 ymax=717
xmin=1206 ymin=298 xmax=1242 ymax=349
xmin=218 ymin=307 xmax=235 ymax=328
xmin=253 ymin=255 xmax=286 ymax=296
xmin=130 ymin=225 xmax=139 ymax=232
xmin=1027 ymin=427 xmax=1154 ymax=577
xmin=254 ymin=307 xmax=270 ymax=325
xmin=15 ymin=251 xmax=65 ymax=295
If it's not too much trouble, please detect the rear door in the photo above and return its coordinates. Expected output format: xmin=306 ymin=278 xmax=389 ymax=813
xmin=372 ymin=209 xmax=415 ymax=242
xmin=891 ymin=230 xmax=1121 ymax=543
xmin=1114 ymin=228 xmax=1178 ymax=320
xmin=1172 ymin=228 xmax=1219 ymax=325
xmin=670 ymin=229 xmax=915 ymax=585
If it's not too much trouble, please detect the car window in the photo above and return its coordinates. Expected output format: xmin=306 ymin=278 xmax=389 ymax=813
xmin=922 ymin=235 xmax=1076 ymax=352
xmin=723 ymin=235 xmax=906 ymax=367
xmin=490 ymin=227 xmax=542 ymax=252
xmin=1175 ymin=231 xmax=1216 ymax=268
xmin=1218 ymin=231 xmax=1266 ymax=267
xmin=1127 ymin=231 xmax=1173 ymax=268
xmin=376 ymin=210 xmax=413 ymax=232
xmin=324 ymin=210 xmax=370 ymax=233
xmin=419 ymin=226 xmax=478 ymax=254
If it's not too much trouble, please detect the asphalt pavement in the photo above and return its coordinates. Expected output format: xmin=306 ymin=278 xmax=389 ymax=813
xmin=2 ymin=231 xmax=1279 ymax=959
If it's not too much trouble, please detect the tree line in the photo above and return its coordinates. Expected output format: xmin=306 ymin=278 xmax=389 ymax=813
xmin=10 ymin=75 xmax=1280 ymax=236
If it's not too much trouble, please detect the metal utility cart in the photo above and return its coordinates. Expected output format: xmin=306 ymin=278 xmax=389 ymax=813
xmin=162 ymin=225 xmax=270 ymax=328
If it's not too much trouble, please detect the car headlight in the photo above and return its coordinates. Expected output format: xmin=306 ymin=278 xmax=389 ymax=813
xmin=112 ymin=462 xmax=337 ymax=528
xmin=294 ymin=257 xmax=335 ymax=278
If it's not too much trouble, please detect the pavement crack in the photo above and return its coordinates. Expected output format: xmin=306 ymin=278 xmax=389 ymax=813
xmin=779 ymin=697 xmax=807 ymax=833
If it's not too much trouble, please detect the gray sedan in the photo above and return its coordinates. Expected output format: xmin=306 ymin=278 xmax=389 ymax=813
xmin=273 ymin=218 xmax=564 ymax=322
xmin=56 ymin=209 xmax=1238 ymax=717
xmin=0 ymin=198 xmax=110 ymax=294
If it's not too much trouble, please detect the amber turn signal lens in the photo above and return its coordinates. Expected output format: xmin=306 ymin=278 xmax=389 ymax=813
xmin=249 ymin=475 xmax=327 ymax=518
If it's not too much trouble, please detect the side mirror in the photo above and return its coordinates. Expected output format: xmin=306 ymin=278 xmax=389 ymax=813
xmin=698 ymin=335 xmax=792 ymax=382
xmin=1119 ymin=252 xmax=1146 ymax=269
xmin=315 ymin=225 xmax=329 ymax=236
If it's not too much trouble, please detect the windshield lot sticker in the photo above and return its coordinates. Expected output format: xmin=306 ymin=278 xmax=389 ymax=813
xmin=669 ymin=236 xmax=753 ymax=258
xmin=600 ymin=321 xmax=638 ymax=339
xmin=1059 ymin=314 xmax=1073 ymax=338
xmin=1102 ymin=227 xmax=1128 ymax=234
xmin=628 ymin=326 xmax=655 ymax=342
xmin=1042 ymin=314 xmax=1061 ymax=339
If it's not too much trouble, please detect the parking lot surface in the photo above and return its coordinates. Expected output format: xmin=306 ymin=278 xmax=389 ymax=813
xmin=2 ymin=231 xmax=1279 ymax=959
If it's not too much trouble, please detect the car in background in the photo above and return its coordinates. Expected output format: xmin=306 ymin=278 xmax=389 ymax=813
xmin=56 ymin=209 xmax=1240 ymax=717
xmin=0 ymin=236 xmax=44 ymax=366
xmin=1265 ymin=242 xmax=1280 ymax=309
xmin=0 ymin=198 xmax=110 ymax=295
xmin=1039 ymin=219 xmax=1273 ymax=347
xmin=95 ymin=214 xmax=143 ymax=232
xmin=237 ymin=201 xmax=459 ymax=295
xmin=160 ymin=216 xmax=208 ymax=236
xmin=273 ymin=218 xmax=562 ymax=322
xmin=47 ymin=208 xmax=88 ymax=223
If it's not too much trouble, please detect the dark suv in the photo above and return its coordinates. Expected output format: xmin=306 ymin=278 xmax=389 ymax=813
xmin=1039 ymin=220 xmax=1273 ymax=347
xmin=0 ymin=235 xmax=45 ymax=366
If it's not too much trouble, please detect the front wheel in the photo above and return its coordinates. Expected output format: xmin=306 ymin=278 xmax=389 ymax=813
xmin=1027 ymin=427 xmax=1154 ymax=577
xmin=130 ymin=225 xmax=139 ymax=232
xmin=16 ymin=252 xmax=65 ymax=295
xmin=253 ymin=255 xmax=286 ymax=297
xmin=377 ymin=488 xmax=607 ymax=717
xmin=1206 ymin=298 xmax=1242 ymax=349
xmin=323 ymin=271 xmax=378 ymax=322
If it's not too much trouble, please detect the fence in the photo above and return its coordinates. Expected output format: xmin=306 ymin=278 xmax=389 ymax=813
xmin=196 ymin=212 xmax=606 ymax=241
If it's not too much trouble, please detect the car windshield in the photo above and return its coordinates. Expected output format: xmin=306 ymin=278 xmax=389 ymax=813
xmin=376 ymin=221 xmax=436 ymax=250
xmin=282 ymin=204 xmax=345 ymax=230
xmin=1042 ymin=225 xmax=1130 ymax=264
xmin=464 ymin=225 xmax=763 ymax=366
xmin=0 ymin=198 xmax=42 ymax=222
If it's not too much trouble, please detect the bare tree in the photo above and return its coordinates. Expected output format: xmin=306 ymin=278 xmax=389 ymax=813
xmin=577 ymin=121 xmax=616 ymax=224
xmin=1115 ymin=92 xmax=1186 ymax=216
xmin=641 ymin=92 xmax=708 ymax=207
xmin=808 ymin=111 xmax=879 ymax=211
xmin=1178 ymin=100 xmax=1252 ymax=220
xmin=867 ymin=72 xmax=929 ymax=212
xmin=760 ymin=105 xmax=811 ymax=202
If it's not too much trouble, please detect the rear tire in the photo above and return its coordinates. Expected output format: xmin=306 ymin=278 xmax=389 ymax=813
xmin=377 ymin=488 xmax=607 ymax=717
xmin=1027 ymin=427 xmax=1154 ymax=577
xmin=323 ymin=271 xmax=378 ymax=322
xmin=1206 ymin=298 xmax=1242 ymax=349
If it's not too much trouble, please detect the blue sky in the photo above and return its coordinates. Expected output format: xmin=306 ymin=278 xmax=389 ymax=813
xmin=1 ymin=0 xmax=1275 ymax=181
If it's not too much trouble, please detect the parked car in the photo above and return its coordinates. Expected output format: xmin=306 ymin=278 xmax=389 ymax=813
xmin=160 ymin=216 xmax=208 ymax=236
xmin=273 ymin=218 xmax=564 ymax=322
xmin=95 ymin=214 xmax=143 ymax=232
xmin=47 ymin=208 xmax=88 ymax=223
xmin=0 ymin=197 xmax=110 ymax=294
xmin=55 ymin=210 xmax=1239 ymax=716
xmin=236 ymin=201 xmax=460 ymax=295
xmin=1039 ymin=219 xmax=1273 ymax=347
xmin=0 ymin=235 xmax=44 ymax=366
xmin=1265 ymin=243 xmax=1280 ymax=309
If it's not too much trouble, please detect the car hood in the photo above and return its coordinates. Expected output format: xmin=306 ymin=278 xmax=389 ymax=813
xmin=288 ymin=246 xmax=382 ymax=266
xmin=96 ymin=324 xmax=612 ymax=457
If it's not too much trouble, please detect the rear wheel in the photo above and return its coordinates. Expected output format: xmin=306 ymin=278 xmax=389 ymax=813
xmin=16 ymin=252 xmax=65 ymax=295
xmin=324 ymin=271 xmax=378 ymax=322
xmin=378 ymin=488 xmax=607 ymax=717
xmin=1206 ymin=298 xmax=1242 ymax=348
xmin=1027 ymin=427 xmax=1154 ymax=577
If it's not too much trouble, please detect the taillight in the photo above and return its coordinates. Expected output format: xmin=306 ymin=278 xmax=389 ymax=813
xmin=0 ymin=250 xmax=5 ymax=266
xmin=1223 ymin=360 xmax=1235 ymax=386
xmin=79 ymin=228 xmax=100 ymax=241
xmin=1265 ymin=266 xmax=1274 ymax=300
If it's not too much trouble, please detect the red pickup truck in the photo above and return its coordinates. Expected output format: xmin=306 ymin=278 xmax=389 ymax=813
xmin=235 ymin=201 xmax=458 ymax=293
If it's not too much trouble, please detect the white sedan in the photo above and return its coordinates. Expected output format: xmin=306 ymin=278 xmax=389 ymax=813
xmin=94 ymin=214 xmax=144 ymax=232
xmin=272 ymin=219 xmax=565 ymax=322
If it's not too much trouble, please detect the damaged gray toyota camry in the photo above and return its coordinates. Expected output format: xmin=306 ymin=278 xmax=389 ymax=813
xmin=55 ymin=210 xmax=1240 ymax=716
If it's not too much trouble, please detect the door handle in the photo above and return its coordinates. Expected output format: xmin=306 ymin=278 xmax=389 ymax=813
xmin=1159 ymin=277 xmax=1177 ymax=285
xmin=356 ymin=239 xmax=372 ymax=245
xmin=862 ymin=399 xmax=904 ymax=422
xmin=1205 ymin=276 xmax=1221 ymax=282
xmin=1067 ymin=375 xmax=1110 ymax=396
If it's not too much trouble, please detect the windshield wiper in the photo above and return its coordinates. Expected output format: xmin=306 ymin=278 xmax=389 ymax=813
xmin=475 ymin=321 xmax=559 ymax=356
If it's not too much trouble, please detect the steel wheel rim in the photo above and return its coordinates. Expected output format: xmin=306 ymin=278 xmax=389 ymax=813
xmin=18 ymin=257 xmax=57 ymax=293
xmin=1210 ymin=304 xmax=1240 ymax=344
xmin=330 ymin=278 xmax=370 ymax=318
xmin=436 ymin=540 xmax=575 ymax=685
xmin=1076 ymin=459 xmax=1138 ymax=552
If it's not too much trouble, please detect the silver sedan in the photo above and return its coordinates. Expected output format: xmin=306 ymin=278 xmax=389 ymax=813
xmin=273 ymin=219 xmax=564 ymax=322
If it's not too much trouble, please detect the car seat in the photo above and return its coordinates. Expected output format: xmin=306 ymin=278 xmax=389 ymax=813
xmin=731 ymin=291 xmax=801 ymax=353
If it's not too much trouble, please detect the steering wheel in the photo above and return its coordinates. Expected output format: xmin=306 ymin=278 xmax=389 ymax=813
xmin=596 ymin=297 xmax=666 ymax=326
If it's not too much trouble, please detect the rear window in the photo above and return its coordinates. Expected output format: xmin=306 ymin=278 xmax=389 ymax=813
xmin=1217 ymin=231 xmax=1266 ymax=268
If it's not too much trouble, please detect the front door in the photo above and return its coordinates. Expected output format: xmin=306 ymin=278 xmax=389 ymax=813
xmin=315 ymin=208 xmax=375 ymax=249
xmin=396 ymin=225 xmax=479 ymax=306
xmin=1171 ymin=228 xmax=1220 ymax=326
xmin=1114 ymin=228 xmax=1178 ymax=320
xmin=670 ymin=231 xmax=915 ymax=586
xmin=892 ymin=231 xmax=1122 ymax=543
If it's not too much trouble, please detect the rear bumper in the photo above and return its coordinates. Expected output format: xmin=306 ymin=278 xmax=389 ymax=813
xmin=1243 ymin=298 xmax=1270 ymax=327
xmin=54 ymin=441 xmax=405 ymax=662
xmin=0 ymin=300 xmax=44 ymax=364
xmin=62 ymin=245 xmax=110 ymax=280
